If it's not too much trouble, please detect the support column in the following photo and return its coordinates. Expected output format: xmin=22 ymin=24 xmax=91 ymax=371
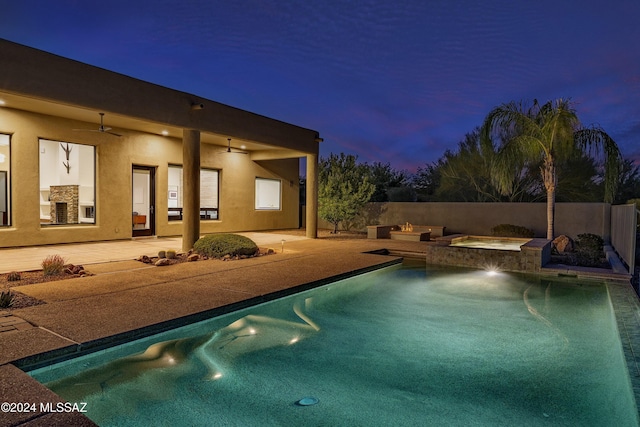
xmin=305 ymin=153 xmax=318 ymax=239
xmin=182 ymin=129 xmax=201 ymax=251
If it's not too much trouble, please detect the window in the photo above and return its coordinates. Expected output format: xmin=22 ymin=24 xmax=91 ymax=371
xmin=255 ymin=178 xmax=281 ymax=210
xmin=168 ymin=165 xmax=219 ymax=220
xmin=0 ymin=134 xmax=9 ymax=226
xmin=39 ymin=139 xmax=95 ymax=225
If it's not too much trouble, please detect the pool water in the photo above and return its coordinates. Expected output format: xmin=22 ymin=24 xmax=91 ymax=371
xmin=31 ymin=262 xmax=638 ymax=426
xmin=449 ymin=237 xmax=531 ymax=251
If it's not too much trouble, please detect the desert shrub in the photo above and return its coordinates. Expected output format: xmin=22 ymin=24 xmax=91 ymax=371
xmin=575 ymin=233 xmax=605 ymax=267
xmin=166 ymin=249 xmax=176 ymax=259
xmin=7 ymin=271 xmax=21 ymax=282
xmin=193 ymin=234 xmax=258 ymax=258
xmin=490 ymin=224 xmax=535 ymax=238
xmin=157 ymin=250 xmax=166 ymax=259
xmin=0 ymin=290 xmax=14 ymax=308
xmin=41 ymin=254 xmax=66 ymax=276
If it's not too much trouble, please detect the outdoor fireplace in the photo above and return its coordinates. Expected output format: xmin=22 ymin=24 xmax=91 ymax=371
xmin=50 ymin=185 xmax=79 ymax=224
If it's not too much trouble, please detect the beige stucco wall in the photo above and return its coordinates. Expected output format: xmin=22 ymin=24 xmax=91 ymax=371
xmin=317 ymin=202 xmax=611 ymax=241
xmin=0 ymin=108 xmax=301 ymax=248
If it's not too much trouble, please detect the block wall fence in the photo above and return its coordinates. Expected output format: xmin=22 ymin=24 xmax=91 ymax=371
xmin=310 ymin=202 xmax=611 ymax=241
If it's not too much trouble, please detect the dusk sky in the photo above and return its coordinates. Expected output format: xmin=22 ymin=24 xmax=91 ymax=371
xmin=2 ymin=1 xmax=639 ymax=172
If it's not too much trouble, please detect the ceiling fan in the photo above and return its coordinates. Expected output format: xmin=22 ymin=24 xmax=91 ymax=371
xmin=220 ymin=138 xmax=247 ymax=154
xmin=73 ymin=112 xmax=122 ymax=137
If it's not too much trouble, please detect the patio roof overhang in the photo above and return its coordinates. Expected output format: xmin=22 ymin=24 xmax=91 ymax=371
xmin=0 ymin=38 xmax=320 ymax=157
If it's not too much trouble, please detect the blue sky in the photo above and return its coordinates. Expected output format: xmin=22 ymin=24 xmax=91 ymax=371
xmin=2 ymin=0 xmax=639 ymax=172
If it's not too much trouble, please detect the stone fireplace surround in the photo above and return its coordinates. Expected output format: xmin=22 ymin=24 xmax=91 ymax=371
xmin=49 ymin=185 xmax=79 ymax=224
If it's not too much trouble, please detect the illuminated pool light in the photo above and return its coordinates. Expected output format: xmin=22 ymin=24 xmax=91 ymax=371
xmin=483 ymin=263 xmax=502 ymax=276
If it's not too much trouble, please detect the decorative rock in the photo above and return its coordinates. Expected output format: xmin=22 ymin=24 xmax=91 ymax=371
xmin=155 ymin=258 xmax=171 ymax=266
xmin=222 ymin=254 xmax=232 ymax=261
xmin=553 ymin=235 xmax=574 ymax=253
xmin=187 ymin=254 xmax=199 ymax=262
xmin=137 ymin=255 xmax=152 ymax=263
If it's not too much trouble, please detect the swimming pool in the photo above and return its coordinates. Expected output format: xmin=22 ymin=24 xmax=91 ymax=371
xmin=30 ymin=262 xmax=638 ymax=426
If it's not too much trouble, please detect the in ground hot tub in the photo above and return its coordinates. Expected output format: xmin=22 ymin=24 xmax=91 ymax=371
xmin=426 ymin=234 xmax=551 ymax=272
xmin=449 ymin=235 xmax=532 ymax=251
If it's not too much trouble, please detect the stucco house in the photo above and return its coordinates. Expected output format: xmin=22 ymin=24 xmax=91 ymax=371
xmin=0 ymin=39 xmax=321 ymax=251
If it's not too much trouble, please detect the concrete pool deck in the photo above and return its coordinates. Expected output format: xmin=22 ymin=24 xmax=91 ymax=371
xmin=0 ymin=232 xmax=637 ymax=426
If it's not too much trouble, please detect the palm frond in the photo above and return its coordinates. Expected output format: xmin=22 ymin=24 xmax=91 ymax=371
xmin=574 ymin=126 xmax=623 ymax=202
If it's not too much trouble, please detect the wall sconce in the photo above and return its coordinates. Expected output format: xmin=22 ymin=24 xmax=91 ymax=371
xmin=191 ymin=103 xmax=205 ymax=110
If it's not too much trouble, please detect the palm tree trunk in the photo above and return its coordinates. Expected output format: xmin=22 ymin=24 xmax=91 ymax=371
xmin=546 ymin=187 xmax=555 ymax=240
xmin=542 ymin=158 xmax=556 ymax=240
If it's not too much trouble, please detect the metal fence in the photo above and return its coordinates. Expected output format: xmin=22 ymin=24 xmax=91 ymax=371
xmin=611 ymin=204 xmax=637 ymax=273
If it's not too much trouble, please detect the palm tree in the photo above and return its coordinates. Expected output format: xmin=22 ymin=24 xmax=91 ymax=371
xmin=481 ymin=98 xmax=622 ymax=240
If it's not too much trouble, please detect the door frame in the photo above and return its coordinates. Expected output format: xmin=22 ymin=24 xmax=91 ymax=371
xmin=132 ymin=165 xmax=156 ymax=237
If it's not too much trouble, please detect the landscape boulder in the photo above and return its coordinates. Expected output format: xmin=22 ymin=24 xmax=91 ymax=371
xmin=552 ymin=235 xmax=574 ymax=253
xmin=155 ymin=258 xmax=172 ymax=267
xmin=137 ymin=255 xmax=152 ymax=264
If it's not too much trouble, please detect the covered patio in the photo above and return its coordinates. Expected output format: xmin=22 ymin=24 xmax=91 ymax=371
xmin=0 ymin=39 xmax=321 ymax=251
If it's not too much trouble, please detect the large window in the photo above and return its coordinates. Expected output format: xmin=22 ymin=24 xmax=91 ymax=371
xmin=39 ymin=139 xmax=95 ymax=225
xmin=255 ymin=177 xmax=281 ymax=210
xmin=168 ymin=165 xmax=219 ymax=220
xmin=0 ymin=134 xmax=9 ymax=226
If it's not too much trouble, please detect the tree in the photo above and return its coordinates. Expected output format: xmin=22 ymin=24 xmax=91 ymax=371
xmin=613 ymin=158 xmax=640 ymax=204
xmin=431 ymin=128 xmax=541 ymax=202
xmin=318 ymin=153 xmax=375 ymax=233
xmin=482 ymin=98 xmax=623 ymax=239
xmin=366 ymin=162 xmax=411 ymax=202
xmin=554 ymin=152 xmax=602 ymax=202
xmin=412 ymin=162 xmax=441 ymax=202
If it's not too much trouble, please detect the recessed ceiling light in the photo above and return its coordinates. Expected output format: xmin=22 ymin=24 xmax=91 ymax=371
xmin=161 ymin=130 xmax=169 ymax=136
xmin=0 ymin=100 xmax=5 ymax=106
xmin=240 ymin=145 xmax=246 ymax=150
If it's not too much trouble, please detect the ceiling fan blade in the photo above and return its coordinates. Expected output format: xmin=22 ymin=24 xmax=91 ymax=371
xmin=72 ymin=112 xmax=121 ymax=137
xmin=219 ymin=137 xmax=248 ymax=154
